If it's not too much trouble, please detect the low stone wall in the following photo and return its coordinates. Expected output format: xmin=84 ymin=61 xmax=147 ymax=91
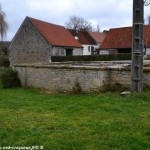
xmin=13 ymin=61 xmax=150 ymax=92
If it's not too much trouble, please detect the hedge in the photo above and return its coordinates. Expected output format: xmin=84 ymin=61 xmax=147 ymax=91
xmin=0 ymin=56 xmax=10 ymax=67
xmin=51 ymin=54 xmax=131 ymax=62
xmin=0 ymin=68 xmax=21 ymax=88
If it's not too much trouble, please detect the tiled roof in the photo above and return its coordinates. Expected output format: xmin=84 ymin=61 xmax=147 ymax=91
xmin=88 ymin=31 xmax=107 ymax=44
xmin=28 ymin=17 xmax=82 ymax=48
xmin=100 ymin=25 xmax=150 ymax=49
xmin=68 ymin=29 xmax=97 ymax=45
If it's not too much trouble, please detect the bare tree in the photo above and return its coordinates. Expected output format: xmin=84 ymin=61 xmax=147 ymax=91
xmin=65 ymin=15 xmax=95 ymax=31
xmin=0 ymin=4 xmax=8 ymax=40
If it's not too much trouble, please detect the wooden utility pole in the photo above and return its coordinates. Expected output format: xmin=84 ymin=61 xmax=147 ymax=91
xmin=131 ymin=0 xmax=144 ymax=93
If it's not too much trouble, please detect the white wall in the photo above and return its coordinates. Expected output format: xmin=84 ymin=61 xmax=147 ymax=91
xmin=82 ymin=45 xmax=99 ymax=55
xmin=99 ymin=50 xmax=110 ymax=55
xmin=73 ymin=48 xmax=83 ymax=55
xmin=51 ymin=47 xmax=83 ymax=56
xmin=146 ymin=48 xmax=150 ymax=55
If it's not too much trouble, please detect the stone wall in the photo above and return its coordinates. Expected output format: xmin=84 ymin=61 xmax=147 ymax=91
xmin=13 ymin=61 xmax=150 ymax=92
xmin=73 ymin=48 xmax=83 ymax=55
xmin=9 ymin=18 xmax=50 ymax=65
xmin=146 ymin=48 xmax=150 ymax=56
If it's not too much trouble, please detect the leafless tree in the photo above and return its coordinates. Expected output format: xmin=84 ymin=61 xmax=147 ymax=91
xmin=0 ymin=4 xmax=8 ymax=40
xmin=65 ymin=15 xmax=95 ymax=31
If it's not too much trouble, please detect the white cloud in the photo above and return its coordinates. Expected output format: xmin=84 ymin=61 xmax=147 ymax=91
xmin=26 ymin=0 xmax=74 ymax=15
xmin=0 ymin=0 xmax=149 ymax=40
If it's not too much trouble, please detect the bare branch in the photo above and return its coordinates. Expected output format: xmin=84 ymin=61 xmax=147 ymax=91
xmin=0 ymin=4 xmax=8 ymax=40
xmin=65 ymin=15 xmax=95 ymax=31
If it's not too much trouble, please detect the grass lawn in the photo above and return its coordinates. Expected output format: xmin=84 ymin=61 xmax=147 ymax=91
xmin=0 ymin=88 xmax=150 ymax=150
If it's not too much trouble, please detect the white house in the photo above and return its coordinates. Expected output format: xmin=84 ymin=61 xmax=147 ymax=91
xmin=68 ymin=29 xmax=99 ymax=55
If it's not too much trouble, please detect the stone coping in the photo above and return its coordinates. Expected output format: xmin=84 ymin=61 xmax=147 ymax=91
xmin=13 ymin=61 xmax=150 ymax=72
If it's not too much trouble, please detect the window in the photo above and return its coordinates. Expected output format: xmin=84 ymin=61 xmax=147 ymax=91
xmin=88 ymin=46 xmax=91 ymax=52
xmin=91 ymin=46 xmax=94 ymax=55
xmin=66 ymin=49 xmax=73 ymax=56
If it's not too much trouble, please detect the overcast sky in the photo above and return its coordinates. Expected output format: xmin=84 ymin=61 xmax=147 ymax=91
xmin=1 ymin=0 xmax=150 ymax=41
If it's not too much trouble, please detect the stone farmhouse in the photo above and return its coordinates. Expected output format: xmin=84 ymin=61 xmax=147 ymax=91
xmin=9 ymin=17 xmax=83 ymax=65
xmin=99 ymin=25 xmax=150 ymax=55
xmin=68 ymin=30 xmax=106 ymax=55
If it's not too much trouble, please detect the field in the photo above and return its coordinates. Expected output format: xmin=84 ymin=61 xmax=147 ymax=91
xmin=0 ymin=88 xmax=150 ymax=150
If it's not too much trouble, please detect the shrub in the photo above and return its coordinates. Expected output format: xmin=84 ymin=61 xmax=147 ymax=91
xmin=100 ymin=83 xmax=129 ymax=93
xmin=0 ymin=68 xmax=21 ymax=88
xmin=0 ymin=56 xmax=10 ymax=67
xmin=51 ymin=54 xmax=131 ymax=62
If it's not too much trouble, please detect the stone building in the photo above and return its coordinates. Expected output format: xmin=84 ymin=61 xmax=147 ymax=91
xmin=100 ymin=25 xmax=150 ymax=55
xmin=9 ymin=17 xmax=83 ymax=65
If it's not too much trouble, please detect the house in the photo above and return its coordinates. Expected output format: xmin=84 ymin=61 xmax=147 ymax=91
xmin=9 ymin=17 xmax=83 ymax=65
xmin=99 ymin=25 xmax=150 ymax=55
xmin=68 ymin=29 xmax=99 ymax=55
xmin=88 ymin=31 xmax=107 ymax=47
xmin=88 ymin=31 xmax=107 ymax=54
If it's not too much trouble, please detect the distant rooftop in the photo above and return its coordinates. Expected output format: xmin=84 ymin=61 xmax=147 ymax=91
xmin=68 ymin=29 xmax=97 ymax=45
xmin=100 ymin=25 xmax=150 ymax=49
xmin=88 ymin=31 xmax=107 ymax=44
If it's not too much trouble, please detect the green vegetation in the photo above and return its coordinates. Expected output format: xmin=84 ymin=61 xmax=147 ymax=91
xmin=0 ymin=56 xmax=10 ymax=67
xmin=51 ymin=54 xmax=131 ymax=62
xmin=0 ymin=88 xmax=150 ymax=150
xmin=0 ymin=68 xmax=21 ymax=88
xmin=100 ymin=83 xmax=130 ymax=93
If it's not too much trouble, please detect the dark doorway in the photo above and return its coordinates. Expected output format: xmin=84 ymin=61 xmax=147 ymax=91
xmin=117 ymin=48 xmax=131 ymax=53
xmin=66 ymin=49 xmax=73 ymax=56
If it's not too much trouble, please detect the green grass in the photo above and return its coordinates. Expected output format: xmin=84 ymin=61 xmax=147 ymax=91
xmin=0 ymin=88 xmax=150 ymax=150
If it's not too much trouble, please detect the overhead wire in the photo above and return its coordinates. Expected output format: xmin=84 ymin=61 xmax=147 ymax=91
xmin=144 ymin=0 xmax=150 ymax=6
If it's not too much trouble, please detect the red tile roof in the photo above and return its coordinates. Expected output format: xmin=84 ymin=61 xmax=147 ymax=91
xmin=68 ymin=29 xmax=97 ymax=45
xmin=88 ymin=31 xmax=107 ymax=44
xmin=100 ymin=25 xmax=150 ymax=49
xmin=28 ymin=17 xmax=82 ymax=48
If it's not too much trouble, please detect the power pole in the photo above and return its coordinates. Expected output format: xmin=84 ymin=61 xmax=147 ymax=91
xmin=131 ymin=0 xmax=150 ymax=93
xmin=131 ymin=0 xmax=144 ymax=93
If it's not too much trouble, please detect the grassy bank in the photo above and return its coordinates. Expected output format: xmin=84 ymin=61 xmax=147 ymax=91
xmin=0 ymin=88 xmax=150 ymax=150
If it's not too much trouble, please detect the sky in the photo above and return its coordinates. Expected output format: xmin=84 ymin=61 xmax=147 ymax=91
xmin=1 ymin=0 xmax=150 ymax=41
